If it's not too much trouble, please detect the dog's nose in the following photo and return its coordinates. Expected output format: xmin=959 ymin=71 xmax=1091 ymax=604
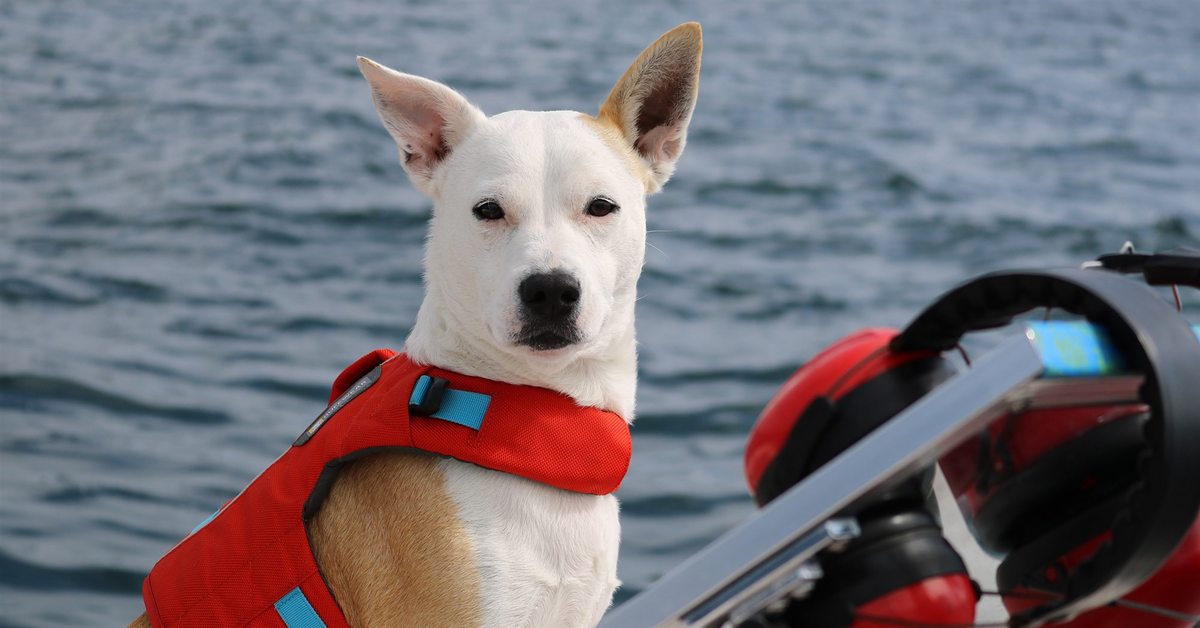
xmin=519 ymin=272 xmax=581 ymax=319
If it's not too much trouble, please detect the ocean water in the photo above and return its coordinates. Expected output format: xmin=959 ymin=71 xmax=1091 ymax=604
xmin=2 ymin=1 xmax=1199 ymax=626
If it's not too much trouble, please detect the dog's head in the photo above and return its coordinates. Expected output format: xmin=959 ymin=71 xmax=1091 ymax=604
xmin=359 ymin=24 xmax=700 ymax=371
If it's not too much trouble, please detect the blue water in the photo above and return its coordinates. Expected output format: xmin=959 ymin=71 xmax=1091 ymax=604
xmin=3 ymin=1 xmax=1199 ymax=626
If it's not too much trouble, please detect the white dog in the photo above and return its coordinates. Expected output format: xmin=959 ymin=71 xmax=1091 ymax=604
xmin=131 ymin=23 xmax=700 ymax=628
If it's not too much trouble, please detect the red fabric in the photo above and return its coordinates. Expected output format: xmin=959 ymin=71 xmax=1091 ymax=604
xmin=144 ymin=351 xmax=631 ymax=628
xmin=328 ymin=348 xmax=398 ymax=404
xmin=853 ymin=575 xmax=977 ymax=627
xmin=744 ymin=328 xmax=937 ymax=494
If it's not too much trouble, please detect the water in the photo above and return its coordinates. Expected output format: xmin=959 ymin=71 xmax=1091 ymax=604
xmin=2 ymin=1 xmax=1199 ymax=626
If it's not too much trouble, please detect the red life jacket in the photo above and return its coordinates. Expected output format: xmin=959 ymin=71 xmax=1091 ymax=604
xmin=142 ymin=350 xmax=632 ymax=628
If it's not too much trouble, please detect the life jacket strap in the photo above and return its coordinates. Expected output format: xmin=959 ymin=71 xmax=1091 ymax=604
xmin=409 ymin=374 xmax=491 ymax=430
xmin=274 ymin=587 xmax=328 ymax=628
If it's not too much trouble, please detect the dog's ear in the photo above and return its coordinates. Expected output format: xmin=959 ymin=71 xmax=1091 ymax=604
xmin=598 ymin=23 xmax=702 ymax=193
xmin=357 ymin=57 xmax=486 ymax=195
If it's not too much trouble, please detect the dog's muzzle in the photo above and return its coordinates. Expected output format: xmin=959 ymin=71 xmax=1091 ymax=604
xmin=516 ymin=271 xmax=583 ymax=350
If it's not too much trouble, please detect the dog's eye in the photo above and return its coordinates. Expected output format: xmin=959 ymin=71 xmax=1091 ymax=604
xmin=473 ymin=200 xmax=505 ymax=221
xmin=586 ymin=198 xmax=618 ymax=218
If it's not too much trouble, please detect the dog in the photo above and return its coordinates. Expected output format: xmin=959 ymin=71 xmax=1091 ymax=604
xmin=130 ymin=22 xmax=700 ymax=628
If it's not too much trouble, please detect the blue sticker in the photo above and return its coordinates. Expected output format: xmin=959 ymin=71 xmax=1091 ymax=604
xmin=1026 ymin=321 xmax=1128 ymax=377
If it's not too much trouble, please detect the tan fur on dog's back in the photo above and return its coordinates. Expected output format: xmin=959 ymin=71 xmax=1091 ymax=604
xmin=308 ymin=452 xmax=483 ymax=627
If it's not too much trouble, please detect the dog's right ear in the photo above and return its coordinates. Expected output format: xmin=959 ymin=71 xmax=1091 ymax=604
xmin=357 ymin=57 xmax=486 ymax=195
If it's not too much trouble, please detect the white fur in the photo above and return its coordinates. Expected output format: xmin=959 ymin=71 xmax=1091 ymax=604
xmin=357 ymin=23 xmax=700 ymax=627
xmin=440 ymin=462 xmax=621 ymax=627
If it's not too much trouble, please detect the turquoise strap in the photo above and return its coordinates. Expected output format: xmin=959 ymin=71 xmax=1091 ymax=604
xmin=275 ymin=587 xmax=327 ymax=628
xmin=410 ymin=375 xmax=491 ymax=430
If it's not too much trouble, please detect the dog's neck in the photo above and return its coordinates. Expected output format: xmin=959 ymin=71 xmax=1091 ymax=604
xmin=404 ymin=286 xmax=638 ymax=422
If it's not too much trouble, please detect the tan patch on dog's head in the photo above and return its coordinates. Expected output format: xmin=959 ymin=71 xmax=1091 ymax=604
xmin=307 ymin=452 xmax=483 ymax=627
xmin=580 ymin=113 xmax=656 ymax=192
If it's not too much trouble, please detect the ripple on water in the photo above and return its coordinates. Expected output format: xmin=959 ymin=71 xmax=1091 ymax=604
xmin=632 ymin=405 xmax=762 ymax=436
xmin=40 ymin=485 xmax=158 ymax=505
xmin=231 ymin=377 xmax=330 ymax=402
xmin=270 ymin=316 xmax=409 ymax=339
xmin=42 ymin=207 xmax=123 ymax=228
xmin=0 ymin=277 xmax=98 ymax=306
xmin=1018 ymin=138 xmax=1180 ymax=167
xmin=163 ymin=319 xmax=259 ymax=341
xmin=71 ymin=274 xmax=169 ymax=303
xmin=694 ymin=178 xmax=839 ymax=204
xmin=619 ymin=493 xmax=749 ymax=518
xmin=0 ymin=374 xmax=233 ymax=426
xmin=0 ymin=549 xmax=144 ymax=594
xmin=640 ymin=364 xmax=801 ymax=388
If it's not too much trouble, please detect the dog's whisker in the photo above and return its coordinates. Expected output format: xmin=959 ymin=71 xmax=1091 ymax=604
xmin=646 ymin=242 xmax=670 ymax=259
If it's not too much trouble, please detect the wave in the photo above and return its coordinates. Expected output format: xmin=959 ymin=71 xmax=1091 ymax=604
xmin=0 ymin=375 xmax=232 ymax=425
xmin=0 ymin=549 xmax=143 ymax=594
xmin=232 ymin=377 xmax=329 ymax=402
xmin=0 ymin=278 xmax=97 ymax=306
xmin=620 ymin=492 xmax=750 ymax=518
xmin=632 ymin=404 xmax=762 ymax=435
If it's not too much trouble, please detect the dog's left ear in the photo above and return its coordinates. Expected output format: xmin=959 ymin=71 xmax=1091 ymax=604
xmin=358 ymin=57 xmax=487 ymax=196
xmin=598 ymin=23 xmax=702 ymax=193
